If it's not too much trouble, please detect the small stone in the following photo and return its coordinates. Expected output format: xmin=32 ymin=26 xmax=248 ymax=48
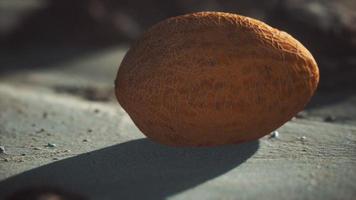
xmin=296 ymin=111 xmax=308 ymax=119
xmin=87 ymin=129 xmax=93 ymax=133
xmin=21 ymin=153 xmax=26 ymax=156
xmin=269 ymin=131 xmax=279 ymax=139
xmin=63 ymin=149 xmax=71 ymax=152
xmin=94 ymin=109 xmax=100 ymax=113
xmin=324 ymin=115 xmax=336 ymax=122
xmin=34 ymin=147 xmax=42 ymax=150
xmin=0 ymin=146 xmax=5 ymax=154
xmin=47 ymin=143 xmax=57 ymax=148
xmin=300 ymin=136 xmax=307 ymax=141
xmin=82 ymin=139 xmax=89 ymax=142
xmin=4 ymin=158 xmax=9 ymax=162
xmin=53 ymin=157 xmax=59 ymax=160
xmin=36 ymin=128 xmax=45 ymax=133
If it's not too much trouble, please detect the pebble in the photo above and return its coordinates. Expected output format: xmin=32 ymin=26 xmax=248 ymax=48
xmin=0 ymin=146 xmax=5 ymax=154
xmin=269 ymin=131 xmax=279 ymax=139
xmin=94 ymin=109 xmax=100 ymax=113
xmin=82 ymin=139 xmax=89 ymax=142
xmin=36 ymin=128 xmax=45 ymax=133
xmin=87 ymin=129 xmax=93 ymax=133
xmin=47 ymin=143 xmax=57 ymax=148
xmin=34 ymin=147 xmax=42 ymax=150
xmin=300 ymin=136 xmax=307 ymax=141
xmin=296 ymin=111 xmax=308 ymax=119
xmin=324 ymin=115 xmax=336 ymax=122
xmin=53 ymin=157 xmax=59 ymax=161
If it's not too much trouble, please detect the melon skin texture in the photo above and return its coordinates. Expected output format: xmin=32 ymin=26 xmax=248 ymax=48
xmin=115 ymin=12 xmax=319 ymax=147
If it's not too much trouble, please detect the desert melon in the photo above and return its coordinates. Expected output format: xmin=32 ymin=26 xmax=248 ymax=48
xmin=115 ymin=12 xmax=319 ymax=146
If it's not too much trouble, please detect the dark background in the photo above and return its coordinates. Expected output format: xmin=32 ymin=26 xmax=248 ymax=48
xmin=0 ymin=0 xmax=355 ymax=96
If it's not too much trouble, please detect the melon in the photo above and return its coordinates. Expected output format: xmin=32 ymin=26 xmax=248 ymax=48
xmin=115 ymin=12 xmax=319 ymax=146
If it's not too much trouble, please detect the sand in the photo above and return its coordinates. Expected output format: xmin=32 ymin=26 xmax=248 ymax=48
xmin=0 ymin=47 xmax=355 ymax=200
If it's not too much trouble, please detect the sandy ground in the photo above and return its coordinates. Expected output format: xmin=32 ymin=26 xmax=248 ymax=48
xmin=0 ymin=47 xmax=355 ymax=200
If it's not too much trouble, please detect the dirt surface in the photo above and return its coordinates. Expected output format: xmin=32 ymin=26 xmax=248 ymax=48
xmin=0 ymin=47 xmax=355 ymax=200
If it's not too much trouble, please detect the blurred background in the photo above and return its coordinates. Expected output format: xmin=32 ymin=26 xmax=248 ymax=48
xmin=1 ymin=1 xmax=356 ymax=199
xmin=0 ymin=0 xmax=355 ymax=122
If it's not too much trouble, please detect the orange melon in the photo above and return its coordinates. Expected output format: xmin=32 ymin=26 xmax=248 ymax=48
xmin=115 ymin=12 xmax=319 ymax=146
